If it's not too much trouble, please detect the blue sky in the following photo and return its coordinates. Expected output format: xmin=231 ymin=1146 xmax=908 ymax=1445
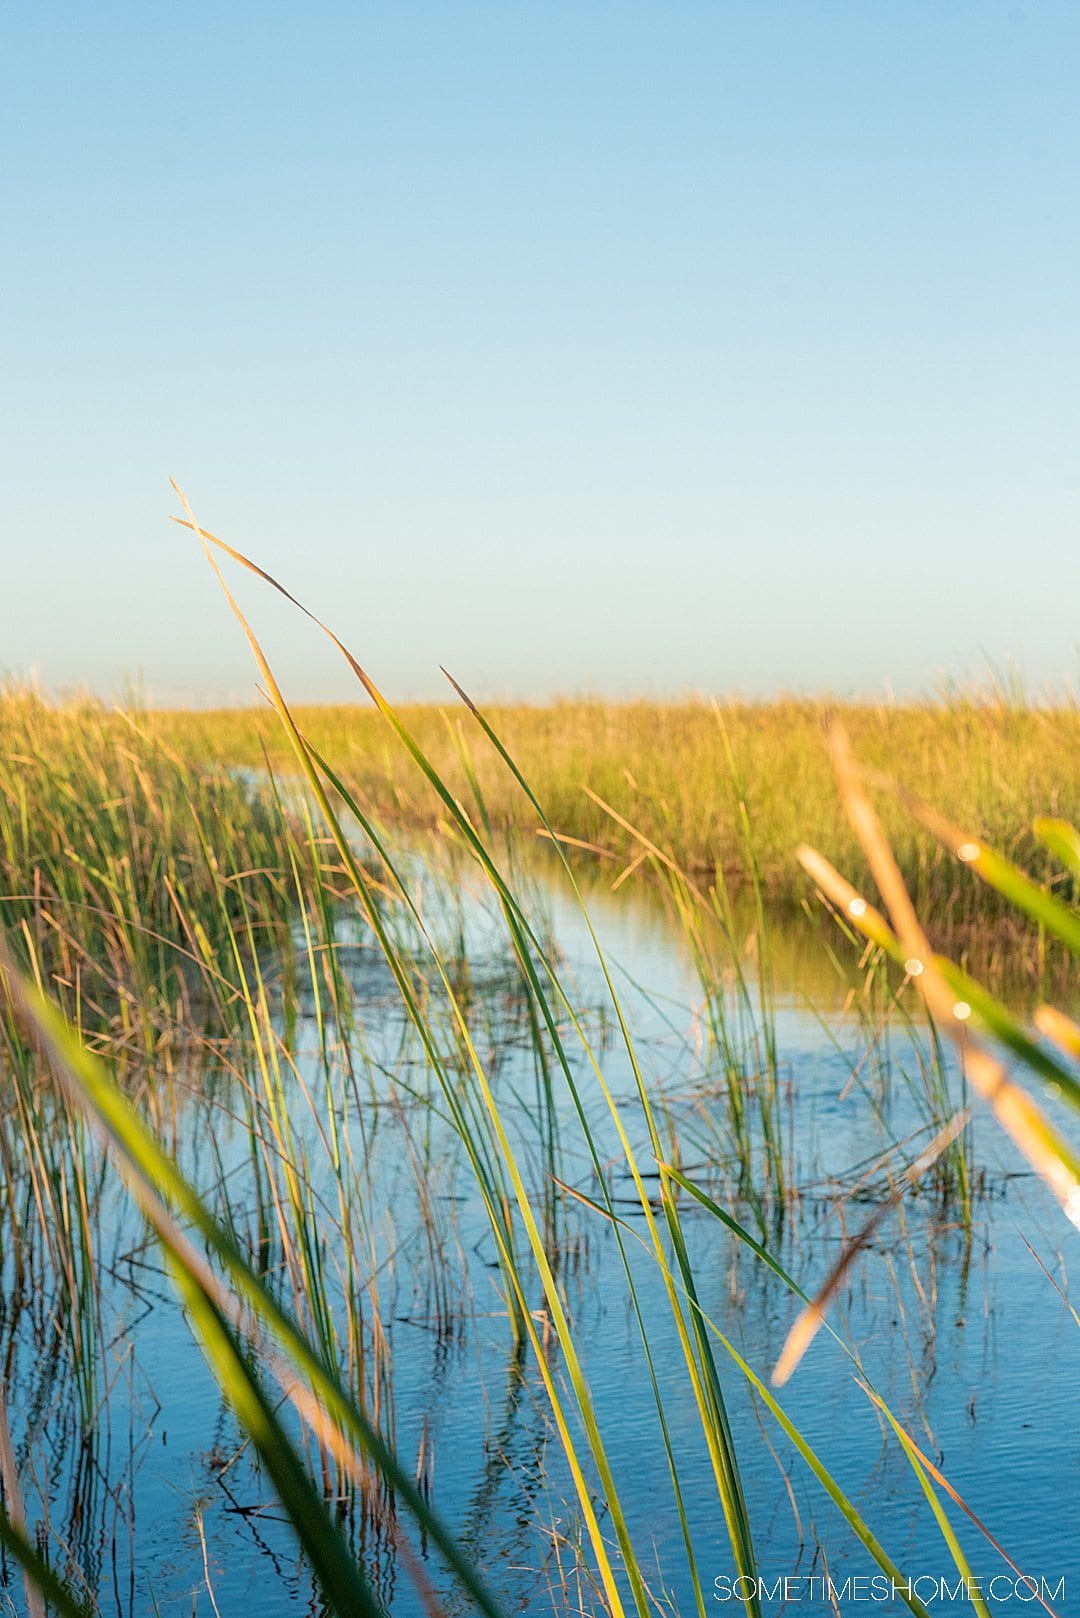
xmin=3 ymin=2 xmax=1077 ymax=704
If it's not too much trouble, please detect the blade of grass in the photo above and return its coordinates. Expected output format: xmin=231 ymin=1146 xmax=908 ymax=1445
xmin=815 ymin=732 xmax=1080 ymax=1213
xmin=174 ymin=488 xmax=762 ymax=1618
xmin=172 ymin=487 xmax=652 ymax=1618
xmin=0 ymin=943 xmax=506 ymax=1618
xmin=861 ymin=782 xmax=1080 ymax=958
xmin=1033 ymin=818 xmax=1080 ymax=883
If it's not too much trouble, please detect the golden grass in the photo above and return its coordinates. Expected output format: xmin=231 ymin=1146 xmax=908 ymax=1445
xmin=151 ymin=695 xmax=1080 ymax=950
xmin=5 ymin=687 xmax=1078 ymax=965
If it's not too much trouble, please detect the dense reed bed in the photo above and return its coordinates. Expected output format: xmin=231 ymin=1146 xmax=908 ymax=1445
xmin=157 ymin=696 xmax=1080 ymax=955
xmin=0 ymin=689 xmax=305 ymax=1038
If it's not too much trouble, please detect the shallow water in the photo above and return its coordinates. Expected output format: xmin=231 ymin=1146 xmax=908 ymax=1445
xmin=3 ymin=847 xmax=1078 ymax=1618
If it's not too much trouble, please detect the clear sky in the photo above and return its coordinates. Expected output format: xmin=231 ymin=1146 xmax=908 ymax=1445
xmin=3 ymin=2 xmax=1078 ymax=705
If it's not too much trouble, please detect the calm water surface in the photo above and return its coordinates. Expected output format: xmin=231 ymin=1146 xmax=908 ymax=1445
xmin=4 ymin=849 xmax=1078 ymax=1618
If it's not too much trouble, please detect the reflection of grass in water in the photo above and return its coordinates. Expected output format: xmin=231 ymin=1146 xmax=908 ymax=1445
xmin=0 ymin=507 xmax=1073 ymax=1614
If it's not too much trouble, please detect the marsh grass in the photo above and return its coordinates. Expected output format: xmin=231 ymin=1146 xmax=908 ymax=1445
xmin=0 ymin=687 xmax=307 ymax=1046
xmin=0 ymin=511 xmax=1074 ymax=1614
xmin=154 ymin=693 xmax=1080 ymax=960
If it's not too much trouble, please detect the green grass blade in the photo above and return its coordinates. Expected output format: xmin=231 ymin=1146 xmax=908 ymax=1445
xmin=166 ymin=1255 xmax=385 ymax=1617
xmin=933 ymin=958 xmax=1080 ymax=1112
xmin=1034 ymin=818 xmax=1080 ymax=884
xmin=1 ymin=957 xmax=506 ymax=1618
xmin=177 ymin=495 xmax=753 ymax=1618
xmin=934 ymin=833 xmax=1080 ymax=957
xmin=0 ymin=1506 xmax=93 ymax=1618
xmin=562 ymin=1177 xmax=934 ymax=1618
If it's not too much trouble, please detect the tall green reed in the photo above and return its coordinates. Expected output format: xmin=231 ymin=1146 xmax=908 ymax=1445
xmin=164 ymin=491 xmax=968 ymax=1618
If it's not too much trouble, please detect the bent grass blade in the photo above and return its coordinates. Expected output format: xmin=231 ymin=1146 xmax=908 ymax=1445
xmin=172 ymin=486 xmax=655 ymax=1618
xmin=795 ymin=842 xmax=1080 ymax=1230
xmin=173 ymin=485 xmax=769 ymax=1618
xmin=0 ymin=943 xmax=506 ymax=1618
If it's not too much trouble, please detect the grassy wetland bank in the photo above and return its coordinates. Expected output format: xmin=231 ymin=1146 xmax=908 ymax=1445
xmin=79 ymin=692 xmax=1080 ymax=953
xmin=1 ymin=549 xmax=1080 ymax=1617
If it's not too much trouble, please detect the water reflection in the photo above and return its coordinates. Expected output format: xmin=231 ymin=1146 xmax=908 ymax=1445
xmin=1 ymin=834 xmax=1077 ymax=1617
